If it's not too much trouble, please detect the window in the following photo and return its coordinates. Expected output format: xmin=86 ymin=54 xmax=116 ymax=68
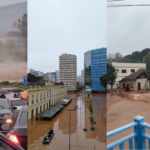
xmin=131 ymin=69 xmax=135 ymax=73
xmin=32 ymin=100 xmax=34 ymax=105
xmin=122 ymin=69 xmax=127 ymax=73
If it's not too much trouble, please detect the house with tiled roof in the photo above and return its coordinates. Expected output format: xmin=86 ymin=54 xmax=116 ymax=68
xmin=119 ymin=69 xmax=150 ymax=91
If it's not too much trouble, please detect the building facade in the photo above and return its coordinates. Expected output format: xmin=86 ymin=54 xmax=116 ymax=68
xmin=119 ymin=69 xmax=150 ymax=91
xmin=59 ymin=54 xmax=77 ymax=91
xmin=44 ymin=71 xmax=60 ymax=83
xmin=48 ymin=72 xmax=57 ymax=83
xmin=84 ymin=48 xmax=107 ymax=92
xmin=28 ymin=84 xmax=66 ymax=120
xmin=112 ymin=62 xmax=146 ymax=88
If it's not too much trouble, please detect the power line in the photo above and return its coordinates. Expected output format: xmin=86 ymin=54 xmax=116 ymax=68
xmin=108 ymin=0 xmax=150 ymax=2
xmin=108 ymin=3 xmax=150 ymax=7
xmin=108 ymin=0 xmax=126 ymax=2
xmin=107 ymin=0 xmax=150 ymax=7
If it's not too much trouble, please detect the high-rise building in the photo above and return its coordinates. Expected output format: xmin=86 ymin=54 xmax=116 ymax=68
xmin=49 ymin=72 xmax=57 ymax=83
xmin=84 ymin=48 xmax=107 ymax=92
xmin=79 ymin=70 xmax=85 ymax=87
xmin=56 ymin=70 xmax=60 ymax=83
xmin=59 ymin=54 xmax=77 ymax=91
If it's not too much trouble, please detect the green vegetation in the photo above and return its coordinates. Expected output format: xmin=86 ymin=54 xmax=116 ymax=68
xmin=0 ymin=81 xmax=22 ymax=87
xmin=109 ymin=48 xmax=150 ymax=73
xmin=100 ymin=64 xmax=116 ymax=90
xmin=27 ymin=73 xmax=46 ymax=86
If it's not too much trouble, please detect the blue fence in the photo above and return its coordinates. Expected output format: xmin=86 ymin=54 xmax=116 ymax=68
xmin=107 ymin=116 xmax=150 ymax=150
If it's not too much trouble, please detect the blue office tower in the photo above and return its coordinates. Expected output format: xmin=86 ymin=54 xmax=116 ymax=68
xmin=84 ymin=48 xmax=107 ymax=92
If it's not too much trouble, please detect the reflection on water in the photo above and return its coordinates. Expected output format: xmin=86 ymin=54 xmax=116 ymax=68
xmin=28 ymin=92 xmax=106 ymax=150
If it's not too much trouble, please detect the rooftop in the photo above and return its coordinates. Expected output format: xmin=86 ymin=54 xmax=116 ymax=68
xmin=120 ymin=69 xmax=150 ymax=82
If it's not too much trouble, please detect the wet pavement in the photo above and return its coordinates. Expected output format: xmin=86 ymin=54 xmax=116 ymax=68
xmin=28 ymin=92 xmax=106 ymax=150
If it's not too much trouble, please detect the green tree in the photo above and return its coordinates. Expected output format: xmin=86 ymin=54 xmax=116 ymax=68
xmin=143 ymin=52 xmax=150 ymax=73
xmin=100 ymin=63 xmax=116 ymax=91
xmin=100 ymin=74 xmax=108 ymax=90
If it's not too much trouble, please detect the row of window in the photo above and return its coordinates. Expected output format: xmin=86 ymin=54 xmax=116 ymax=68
xmin=29 ymin=89 xmax=66 ymax=105
xmin=117 ymin=68 xmax=136 ymax=73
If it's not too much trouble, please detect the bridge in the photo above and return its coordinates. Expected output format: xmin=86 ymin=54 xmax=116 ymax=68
xmin=107 ymin=116 xmax=150 ymax=150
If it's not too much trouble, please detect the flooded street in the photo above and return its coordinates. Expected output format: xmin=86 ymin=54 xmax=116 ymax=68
xmin=28 ymin=92 xmax=106 ymax=150
xmin=107 ymin=92 xmax=150 ymax=131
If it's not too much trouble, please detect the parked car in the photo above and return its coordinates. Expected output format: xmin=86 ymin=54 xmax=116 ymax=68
xmin=0 ymin=104 xmax=13 ymax=126
xmin=0 ymin=94 xmax=6 ymax=99
xmin=7 ymin=106 xmax=27 ymax=150
xmin=0 ymin=133 xmax=24 ymax=150
xmin=61 ymin=98 xmax=72 ymax=106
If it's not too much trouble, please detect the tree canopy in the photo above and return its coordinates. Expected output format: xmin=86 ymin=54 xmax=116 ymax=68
xmin=100 ymin=63 xmax=116 ymax=91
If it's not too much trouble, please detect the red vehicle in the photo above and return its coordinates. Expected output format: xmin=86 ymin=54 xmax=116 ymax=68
xmin=7 ymin=106 xmax=27 ymax=150
xmin=0 ymin=133 xmax=24 ymax=150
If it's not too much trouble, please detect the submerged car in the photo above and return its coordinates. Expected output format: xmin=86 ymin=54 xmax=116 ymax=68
xmin=0 ymin=133 xmax=24 ymax=150
xmin=7 ymin=106 xmax=27 ymax=150
xmin=42 ymin=129 xmax=54 ymax=144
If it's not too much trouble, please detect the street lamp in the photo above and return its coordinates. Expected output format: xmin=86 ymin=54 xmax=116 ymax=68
xmin=67 ymin=106 xmax=77 ymax=150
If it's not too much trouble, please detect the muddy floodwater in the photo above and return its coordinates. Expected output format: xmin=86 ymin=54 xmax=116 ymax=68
xmin=28 ymin=92 xmax=106 ymax=150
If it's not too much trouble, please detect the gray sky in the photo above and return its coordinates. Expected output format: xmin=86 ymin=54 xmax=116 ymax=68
xmin=108 ymin=0 xmax=150 ymax=56
xmin=28 ymin=0 xmax=107 ymax=74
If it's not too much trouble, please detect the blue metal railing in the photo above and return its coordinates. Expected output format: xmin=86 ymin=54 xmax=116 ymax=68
xmin=107 ymin=116 xmax=150 ymax=150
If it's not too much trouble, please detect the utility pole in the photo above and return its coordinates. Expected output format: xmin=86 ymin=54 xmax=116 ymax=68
xmin=68 ymin=110 xmax=71 ymax=150
xmin=67 ymin=106 xmax=77 ymax=150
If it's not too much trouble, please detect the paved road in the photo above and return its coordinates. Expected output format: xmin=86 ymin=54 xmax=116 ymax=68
xmin=28 ymin=92 xmax=106 ymax=150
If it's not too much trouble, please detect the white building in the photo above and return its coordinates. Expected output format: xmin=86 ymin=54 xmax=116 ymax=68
xmin=59 ymin=54 xmax=77 ymax=91
xmin=28 ymin=84 xmax=67 ymax=120
xmin=44 ymin=71 xmax=60 ymax=83
xmin=112 ymin=62 xmax=146 ymax=88
xmin=120 ymin=69 xmax=150 ymax=91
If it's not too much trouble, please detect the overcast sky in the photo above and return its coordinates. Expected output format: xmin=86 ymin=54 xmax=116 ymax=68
xmin=28 ymin=0 xmax=107 ymax=74
xmin=108 ymin=0 xmax=150 ymax=56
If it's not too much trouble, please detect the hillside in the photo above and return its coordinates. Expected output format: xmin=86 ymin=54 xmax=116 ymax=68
xmin=111 ymin=48 xmax=150 ymax=72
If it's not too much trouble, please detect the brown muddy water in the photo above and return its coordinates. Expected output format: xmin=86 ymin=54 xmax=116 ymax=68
xmin=28 ymin=92 xmax=106 ymax=150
